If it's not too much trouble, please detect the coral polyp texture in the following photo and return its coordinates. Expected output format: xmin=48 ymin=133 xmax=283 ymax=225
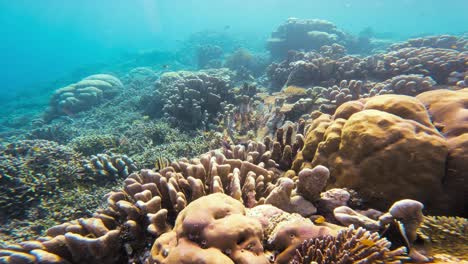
xmin=45 ymin=74 xmax=123 ymax=121
xmin=294 ymin=89 xmax=468 ymax=215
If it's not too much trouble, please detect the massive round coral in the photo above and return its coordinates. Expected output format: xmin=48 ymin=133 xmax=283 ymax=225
xmin=294 ymin=89 xmax=467 ymax=215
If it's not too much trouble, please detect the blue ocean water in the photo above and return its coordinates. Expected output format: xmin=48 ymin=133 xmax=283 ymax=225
xmin=1 ymin=0 xmax=467 ymax=100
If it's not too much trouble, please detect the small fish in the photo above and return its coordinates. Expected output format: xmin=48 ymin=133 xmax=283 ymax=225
xmin=359 ymin=239 xmax=376 ymax=247
xmin=161 ymin=64 xmax=170 ymax=69
xmin=224 ymin=25 xmax=231 ymax=30
xmin=450 ymin=45 xmax=458 ymax=49
xmin=32 ymin=147 xmax=42 ymax=152
xmin=154 ymin=155 xmax=171 ymax=171
xmin=313 ymin=215 xmax=326 ymax=224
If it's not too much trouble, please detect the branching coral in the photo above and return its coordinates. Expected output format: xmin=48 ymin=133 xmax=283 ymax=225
xmin=0 ymin=140 xmax=83 ymax=219
xmin=68 ymin=134 xmax=118 ymax=156
xmin=149 ymin=69 xmax=234 ymax=129
xmin=417 ymin=216 xmax=468 ymax=259
xmin=290 ymin=225 xmax=408 ymax=264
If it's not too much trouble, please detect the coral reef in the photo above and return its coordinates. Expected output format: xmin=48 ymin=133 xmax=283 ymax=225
xmin=267 ymin=18 xmax=349 ymax=59
xmin=149 ymin=69 xmax=234 ymax=129
xmin=266 ymin=50 xmax=368 ymax=90
xmin=295 ymin=90 xmax=468 ymax=215
xmin=197 ymin=44 xmax=223 ymax=69
xmin=366 ymin=47 xmax=467 ymax=83
xmin=44 ymin=74 xmax=123 ymax=121
xmin=291 ymin=225 xmax=408 ymax=264
xmin=389 ymin=34 xmax=468 ymax=52
xmin=68 ymin=134 xmax=118 ymax=156
xmin=366 ymin=74 xmax=436 ymax=97
xmin=0 ymin=140 xmax=83 ymax=219
xmin=266 ymin=45 xmax=466 ymax=90
xmin=1 ymin=22 xmax=466 ymax=264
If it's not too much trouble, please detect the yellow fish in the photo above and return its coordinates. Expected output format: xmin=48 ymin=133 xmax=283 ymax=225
xmin=32 ymin=147 xmax=42 ymax=152
xmin=359 ymin=239 xmax=376 ymax=247
xmin=450 ymin=45 xmax=458 ymax=49
xmin=154 ymin=156 xmax=171 ymax=171
xmin=313 ymin=216 xmax=326 ymax=224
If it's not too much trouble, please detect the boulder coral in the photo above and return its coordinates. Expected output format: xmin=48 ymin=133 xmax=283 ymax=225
xmin=149 ymin=193 xmax=270 ymax=264
xmin=45 ymin=74 xmax=123 ymax=121
xmin=294 ymin=89 xmax=468 ymax=215
xmin=267 ymin=18 xmax=350 ymax=59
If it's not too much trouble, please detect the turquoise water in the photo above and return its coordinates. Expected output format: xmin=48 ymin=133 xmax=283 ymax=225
xmin=1 ymin=0 xmax=467 ymax=99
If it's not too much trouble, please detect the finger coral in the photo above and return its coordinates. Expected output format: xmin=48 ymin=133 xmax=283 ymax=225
xmin=417 ymin=216 xmax=468 ymax=260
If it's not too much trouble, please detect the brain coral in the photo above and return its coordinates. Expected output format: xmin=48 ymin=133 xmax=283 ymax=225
xmin=45 ymin=74 xmax=123 ymax=121
xmin=294 ymin=89 xmax=468 ymax=215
